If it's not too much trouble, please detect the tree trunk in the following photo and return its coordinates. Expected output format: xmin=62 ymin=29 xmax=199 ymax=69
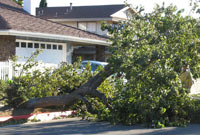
xmin=22 ymin=64 xmax=113 ymax=109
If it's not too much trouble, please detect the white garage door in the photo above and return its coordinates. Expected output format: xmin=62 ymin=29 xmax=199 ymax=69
xmin=16 ymin=41 xmax=66 ymax=64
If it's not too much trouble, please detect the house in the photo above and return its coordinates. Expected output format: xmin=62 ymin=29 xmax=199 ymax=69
xmin=34 ymin=4 xmax=134 ymax=61
xmin=0 ymin=0 xmax=109 ymax=66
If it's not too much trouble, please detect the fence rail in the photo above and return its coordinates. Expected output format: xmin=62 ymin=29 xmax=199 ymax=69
xmin=0 ymin=61 xmax=12 ymax=80
xmin=0 ymin=61 xmax=58 ymax=81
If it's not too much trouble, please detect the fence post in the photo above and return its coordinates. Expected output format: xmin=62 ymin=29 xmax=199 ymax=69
xmin=8 ymin=60 xmax=13 ymax=80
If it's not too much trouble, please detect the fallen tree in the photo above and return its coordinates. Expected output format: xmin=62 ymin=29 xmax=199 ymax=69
xmin=21 ymin=64 xmax=113 ymax=109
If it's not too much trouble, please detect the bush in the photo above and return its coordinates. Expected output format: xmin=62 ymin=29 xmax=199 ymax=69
xmin=6 ymin=58 xmax=92 ymax=107
xmin=0 ymin=80 xmax=9 ymax=101
xmin=190 ymin=100 xmax=200 ymax=123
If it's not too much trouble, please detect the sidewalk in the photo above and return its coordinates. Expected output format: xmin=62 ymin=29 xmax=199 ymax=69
xmin=0 ymin=118 xmax=200 ymax=135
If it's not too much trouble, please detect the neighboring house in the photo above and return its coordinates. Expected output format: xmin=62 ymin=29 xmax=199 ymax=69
xmin=0 ymin=0 xmax=109 ymax=65
xmin=35 ymin=4 xmax=134 ymax=61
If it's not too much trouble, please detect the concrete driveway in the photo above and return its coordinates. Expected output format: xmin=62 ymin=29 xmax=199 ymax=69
xmin=0 ymin=118 xmax=200 ymax=135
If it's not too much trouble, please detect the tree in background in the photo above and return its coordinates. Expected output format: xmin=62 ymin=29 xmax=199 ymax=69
xmin=13 ymin=0 xmax=23 ymax=6
xmin=39 ymin=0 xmax=47 ymax=8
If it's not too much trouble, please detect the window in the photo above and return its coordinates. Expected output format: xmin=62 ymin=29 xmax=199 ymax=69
xmin=34 ymin=43 xmax=39 ymax=48
xmin=47 ymin=44 xmax=51 ymax=49
xmin=28 ymin=43 xmax=33 ymax=48
xmin=53 ymin=45 xmax=57 ymax=50
xmin=87 ymin=23 xmax=96 ymax=32
xmin=16 ymin=42 xmax=19 ymax=47
xmin=41 ymin=44 xmax=45 ymax=49
xmin=78 ymin=22 xmax=87 ymax=30
xmin=21 ymin=42 xmax=26 ymax=48
xmin=67 ymin=45 xmax=72 ymax=52
xmin=58 ymin=45 xmax=63 ymax=50
xmin=16 ymin=41 xmax=64 ymax=51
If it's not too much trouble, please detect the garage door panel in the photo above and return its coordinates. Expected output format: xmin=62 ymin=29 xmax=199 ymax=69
xmin=16 ymin=42 xmax=65 ymax=64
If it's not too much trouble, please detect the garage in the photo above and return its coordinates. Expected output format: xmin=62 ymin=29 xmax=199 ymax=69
xmin=15 ymin=40 xmax=66 ymax=64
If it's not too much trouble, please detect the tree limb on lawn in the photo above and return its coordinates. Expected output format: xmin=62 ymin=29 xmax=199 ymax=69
xmin=21 ymin=64 xmax=114 ymax=109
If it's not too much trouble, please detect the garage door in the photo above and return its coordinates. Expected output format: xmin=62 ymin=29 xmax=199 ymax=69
xmin=16 ymin=41 xmax=65 ymax=64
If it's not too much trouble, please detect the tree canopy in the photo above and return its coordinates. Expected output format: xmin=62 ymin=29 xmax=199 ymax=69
xmin=13 ymin=0 xmax=23 ymax=6
xmin=39 ymin=0 xmax=47 ymax=8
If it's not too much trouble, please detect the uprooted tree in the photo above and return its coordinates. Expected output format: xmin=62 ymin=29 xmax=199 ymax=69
xmin=4 ymin=4 xmax=200 ymax=127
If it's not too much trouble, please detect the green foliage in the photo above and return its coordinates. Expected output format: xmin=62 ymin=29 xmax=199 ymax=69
xmin=0 ymin=80 xmax=9 ymax=99
xmin=6 ymin=56 xmax=93 ymax=107
xmin=39 ymin=0 xmax=47 ymax=8
xmin=13 ymin=0 xmax=23 ymax=6
xmin=190 ymin=100 xmax=200 ymax=123
xmin=100 ymin=4 xmax=200 ymax=127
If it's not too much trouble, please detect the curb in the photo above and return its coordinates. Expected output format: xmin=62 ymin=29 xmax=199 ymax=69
xmin=0 ymin=110 xmax=76 ymax=123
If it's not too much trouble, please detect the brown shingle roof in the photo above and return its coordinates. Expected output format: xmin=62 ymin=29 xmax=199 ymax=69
xmin=0 ymin=0 xmax=107 ymax=42
xmin=0 ymin=0 xmax=26 ymax=13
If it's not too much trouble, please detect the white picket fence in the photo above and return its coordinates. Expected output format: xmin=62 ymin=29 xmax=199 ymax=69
xmin=0 ymin=61 xmax=58 ymax=80
xmin=0 ymin=61 xmax=13 ymax=80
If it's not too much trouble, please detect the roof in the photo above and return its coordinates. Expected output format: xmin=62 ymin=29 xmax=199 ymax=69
xmin=0 ymin=0 xmax=109 ymax=45
xmin=36 ymin=4 xmax=125 ymax=19
xmin=0 ymin=0 xmax=27 ymax=13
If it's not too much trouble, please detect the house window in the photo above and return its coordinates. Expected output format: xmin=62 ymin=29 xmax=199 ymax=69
xmin=53 ymin=45 xmax=57 ymax=50
xmin=78 ymin=22 xmax=97 ymax=33
xmin=41 ymin=44 xmax=45 ymax=49
xmin=16 ymin=41 xmax=65 ymax=51
xmin=87 ymin=23 xmax=96 ymax=32
xmin=47 ymin=44 xmax=51 ymax=49
xmin=28 ymin=43 xmax=33 ymax=48
xmin=58 ymin=45 xmax=63 ymax=50
xmin=67 ymin=45 xmax=72 ymax=52
xmin=21 ymin=42 xmax=26 ymax=48
xmin=34 ymin=43 xmax=39 ymax=48
xmin=16 ymin=42 xmax=19 ymax=47
xmin=78 ymin=22 xmax=87 ymax=31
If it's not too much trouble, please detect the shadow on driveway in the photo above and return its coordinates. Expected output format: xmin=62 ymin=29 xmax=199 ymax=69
xmin=0 ymin=118 xmax=200 ymax=135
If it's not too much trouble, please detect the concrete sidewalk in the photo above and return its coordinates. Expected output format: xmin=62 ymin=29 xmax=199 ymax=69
xmin=0 ymin=118 xmax=200 ymax=135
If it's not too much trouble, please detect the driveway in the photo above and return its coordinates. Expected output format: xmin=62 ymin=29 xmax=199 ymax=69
xmin=0 ymin=118 xmax=200 ymax=135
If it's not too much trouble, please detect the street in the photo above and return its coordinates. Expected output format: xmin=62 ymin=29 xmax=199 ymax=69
xmin=0 ymin=118 xmax=200 ymax=135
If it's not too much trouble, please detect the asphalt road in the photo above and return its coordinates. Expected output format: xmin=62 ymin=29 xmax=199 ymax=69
xmin=0 ymin=118 xmax=200 ymax=135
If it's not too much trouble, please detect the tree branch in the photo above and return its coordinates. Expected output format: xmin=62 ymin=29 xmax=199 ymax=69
xmin=20 ymin=64 xmax=114 ymax=109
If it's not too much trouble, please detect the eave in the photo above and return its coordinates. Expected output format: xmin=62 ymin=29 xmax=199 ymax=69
xmin=0 ymin=30 xmax=111 ymax=46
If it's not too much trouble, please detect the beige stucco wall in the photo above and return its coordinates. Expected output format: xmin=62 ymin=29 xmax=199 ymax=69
xmin=60 ymin=21 xmax=109 ymax=36
xmin=61 ymin=21 xmax=78 ymax=28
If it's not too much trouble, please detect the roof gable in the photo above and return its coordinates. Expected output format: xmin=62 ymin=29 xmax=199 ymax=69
xmin=36 ymin=5 xmax=126 ymax=19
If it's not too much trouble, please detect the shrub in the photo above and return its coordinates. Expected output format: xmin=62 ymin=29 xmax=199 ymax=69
xmin=6 ymin=57 xmax=92 ymax=107
xmin=0 ymin=80 xmax=9 ymax=102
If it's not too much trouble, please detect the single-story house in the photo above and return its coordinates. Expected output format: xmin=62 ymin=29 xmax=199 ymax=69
xmin=0 ymin=0 xmax=110 ymax=65
xmin=34 ymin=3 xmax=133 ymax=61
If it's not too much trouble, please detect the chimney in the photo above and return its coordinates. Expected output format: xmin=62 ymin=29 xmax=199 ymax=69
xmin=70 ymin=3 xmax=73 ymax=11
xmin=23 ymin=0 xmax=31 ymax=14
